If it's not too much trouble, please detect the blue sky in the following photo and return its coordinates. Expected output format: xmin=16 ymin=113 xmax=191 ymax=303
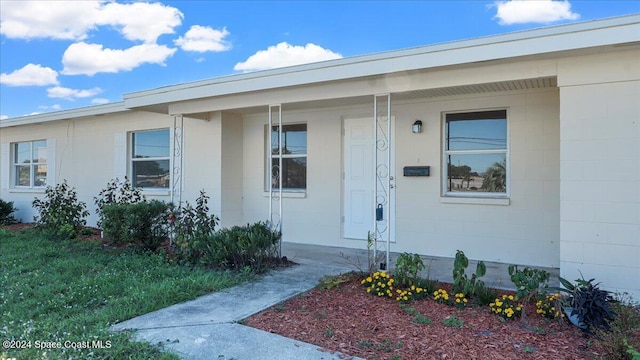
xmin=1 ymin=0 xmax=639 ymax=120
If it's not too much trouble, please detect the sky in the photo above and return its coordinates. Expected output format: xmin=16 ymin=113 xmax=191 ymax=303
xmin=1 ymin=0 xmax=639 ymax=120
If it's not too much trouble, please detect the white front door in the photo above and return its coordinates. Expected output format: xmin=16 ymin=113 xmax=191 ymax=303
xmin=343 ymin=117 xmax=395 ymax=240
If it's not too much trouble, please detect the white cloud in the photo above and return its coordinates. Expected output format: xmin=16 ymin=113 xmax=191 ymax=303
xmin=47 ymin=86 xmax=102 ymax=100
xmin=0 ymin=1 xmax=100 ymax=40
xmin=0 ymin=64 xmax=59 ymax=86
xmin=0 ymin=1 xmax=182 ymax=42
xmin=97 ymin=2 xmax=183 ymax=43
xmin=493 ymin=0 xmax=580 ymax=25
xmin=175 ymin=25 xmax=231 ymax=52
xmin=0 ymin=115 xmax=8 ymax=120
xmin=37 ymin=104 xmax=63 ymax=111
xmin=91 ymin=98 xmax=110 ymax=105
xmin=234 ymin=42 xmax=342 ymax=72
xmin=62 ymin=42 xmax=177 ymax=76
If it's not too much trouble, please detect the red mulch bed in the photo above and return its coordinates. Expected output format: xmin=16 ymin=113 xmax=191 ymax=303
xmin=247 ymin=273 xmax=603 ymax=360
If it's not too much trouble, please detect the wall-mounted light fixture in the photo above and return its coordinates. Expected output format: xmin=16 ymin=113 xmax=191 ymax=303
xmin=412 ymin=120 xmax=423 ymax=134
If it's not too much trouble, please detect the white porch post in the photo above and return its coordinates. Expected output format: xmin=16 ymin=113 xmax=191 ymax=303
xmin=373 ymin=94 xmax=392 ymax=271
xmin=171 ymin=114 xmax=184 ymax=208
xmin=268 ymin=105 xmax=283 ymax=257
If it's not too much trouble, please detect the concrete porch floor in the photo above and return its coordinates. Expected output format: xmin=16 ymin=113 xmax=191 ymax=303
xmin=281 ymin=241 xmax=560 ymax=290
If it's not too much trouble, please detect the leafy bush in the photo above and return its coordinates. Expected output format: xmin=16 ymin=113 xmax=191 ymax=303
xmin=508 ymin=265 xmax=550 ymax=320
xmin=94 ymin=177 xmax=144 ymax=228
xmin=196 ymin=221 xmax=281 ymax=273
xmin=101 ymin=200 xmax=171 ymax=251
xmin=452 ymin=250 xmax=486 ymax=297
xmin=170 ymin=190 xmax=219 ymax=263
xmin=32 ymin=180 xmax=89 ymax=240
xmin=394 ymin=253 xmax=424 ymax=287
xmin=594 ymin=294 xmax=640 ymax=359
xmin=0 ymin=198 xmax=18 ymax=225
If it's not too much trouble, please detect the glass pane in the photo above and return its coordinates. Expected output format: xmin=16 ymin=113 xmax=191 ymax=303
xmin=33 ymin=140 xmax=47 ymax=163
xmin=447 ymin=153 xmax=506 ymax=193
xmin=446 ymin=114 xmax=506 ymax=151
xmin=132 ymin=160 xmax=170 ymax=188
xmin=15 ymin=142 xmax=31 ymax=164
xmin=15 ymin=165 xmax=30 ymax=186
xmin=271 ymin=124 xmax=306 ymax=155
xmin=271 ymin=157 xmax=306 ymax=189
xmin=133 ymin=129 xmax=170 ymax=158
xmin=35 ymin=165 xmax=47 ymax=186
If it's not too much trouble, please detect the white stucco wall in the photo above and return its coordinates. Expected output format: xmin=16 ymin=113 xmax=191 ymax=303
xmin=558 ymin=49 xmax=640 ymax=299
xmin=240 ymin=88 xmax=560 ymax=268
xmin=0 ymin=111 xmax=229 ymax=227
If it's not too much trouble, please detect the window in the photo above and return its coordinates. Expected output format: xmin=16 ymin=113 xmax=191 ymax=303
xmin=268 ymin=124 xmax=307 ymax=190
xmin=131 ymin=129 xmax=170 ymax=189
xmin=443 ymin=110 xmax=508 ymax=197
xmin=13 ymin=140 xmax=47 ymax=187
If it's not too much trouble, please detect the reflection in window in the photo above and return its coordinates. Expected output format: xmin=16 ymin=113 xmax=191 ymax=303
xmin=444 ymin=110 xmax=508 ymax=196
xmin=268 ymin=124 xmax=307 ymax=190
xmin=131 ymin=129 xmax=170 ymax=188
xmin=13 ymin=140 xmax=47 ymax=187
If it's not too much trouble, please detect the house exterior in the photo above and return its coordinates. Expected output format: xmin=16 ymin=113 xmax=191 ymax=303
xmin=1 ymin=15 xmax=639 ymax=298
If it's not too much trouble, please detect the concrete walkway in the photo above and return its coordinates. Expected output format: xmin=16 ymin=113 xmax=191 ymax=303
xmin=111 ymin=250 xmax=359 ymax=360
xmin=111 ymin=242 xmax=559 ymax=359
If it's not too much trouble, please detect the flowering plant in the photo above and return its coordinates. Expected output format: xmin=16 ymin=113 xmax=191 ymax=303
xmin=433 ymin=288 xmax=450 ymax=304
xmin=489 ymin=294 xmax=523 ymax=319
xmin=361 ymin=271 xmax=394 ymax=298
xmin=395 ymin=285 xmax=427 ymax=303
xmin=536 ymin=293 xmax=564 ymax=319
xmin=453 ymin=292 xmax=469 ymax=308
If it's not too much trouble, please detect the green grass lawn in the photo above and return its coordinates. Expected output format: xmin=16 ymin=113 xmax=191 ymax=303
xmin=0 ymin=228 xmax=251 ymax=360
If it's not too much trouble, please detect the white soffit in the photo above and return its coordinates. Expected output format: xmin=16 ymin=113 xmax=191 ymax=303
xmin=219 ymin=77 xmax=558 ymax=115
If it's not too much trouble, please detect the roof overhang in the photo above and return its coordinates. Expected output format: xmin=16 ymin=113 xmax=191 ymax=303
xmin=0 ymin=102 xmax=129 ymax=128
xmin=124 ymin=14 xmax=640 ymax=113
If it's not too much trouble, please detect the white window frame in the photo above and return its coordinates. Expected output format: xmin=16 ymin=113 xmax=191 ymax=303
xmin=265 ymin=123 xmax=307 ymax=192
xmin=129 ymin=128 xmax=171 ymax=190
xmin=12 ymin=140 xmax=48 ymax=188
xmin=442 ymin=109 xmax=509 ymax=199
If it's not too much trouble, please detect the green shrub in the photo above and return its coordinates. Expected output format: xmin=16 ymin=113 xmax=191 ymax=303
xmin=0 ymin=198 xmax=18 ymax=225
xmin=594 ymin=294 xmax=640 ymax=359
xmin=200 ymin=221 xmax=281 ymax=273
xmin=171 ymin=190 xmax=219 ymax=263
xmin=452 ymin=250 xmax=486 ymax=297
xmin=32 ymin=180 xmax=89 ymax=240
xmin=94 ymin=177 xmax=144 ymax=228
xmin=394 ymin=253 xmax=425 ymax=287
xmin=508 ymin=265 xmax=550 ymax=320
xmin=102 ymin=200 xmax=171 ymax=251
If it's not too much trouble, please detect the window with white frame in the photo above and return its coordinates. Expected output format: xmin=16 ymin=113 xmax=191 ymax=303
xmin=131 ymin=129 xmax=170 ymax=189
xmin=443 ymin=110 xmax=508 ymax=197
xmin=13 ymin=140 xmax=47 ymax=187
xmin=267 ymin=124 xmax=307 ymax=190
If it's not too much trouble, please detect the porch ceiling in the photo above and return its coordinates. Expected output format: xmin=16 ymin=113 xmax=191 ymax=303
xmin=222 ymin=76 xmax=557 ymax=116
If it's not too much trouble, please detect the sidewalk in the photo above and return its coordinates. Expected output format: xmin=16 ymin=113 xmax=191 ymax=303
xmin=111 ymin=252 xmax=360 ymax=360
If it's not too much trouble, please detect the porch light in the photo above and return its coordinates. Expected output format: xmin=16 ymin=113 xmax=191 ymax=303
xmin=412 ymin=120 xmax=422 ymax=134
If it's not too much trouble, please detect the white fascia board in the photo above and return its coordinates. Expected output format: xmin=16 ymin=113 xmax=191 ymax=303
xmin=124 ymin=15 xmax=640 ymax=109
xmin=0 ymin=102 xmax=129 ymax=128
